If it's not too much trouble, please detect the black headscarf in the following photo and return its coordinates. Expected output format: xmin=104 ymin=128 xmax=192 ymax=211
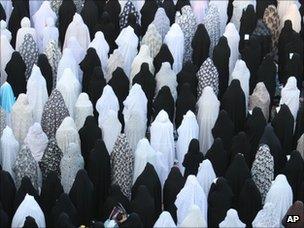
xmin=0 ymin=170 xmax=16 ymax=219
xmin=55 ymin=212 xmax=76 ymax=228
xmin=176 ymin=62 xmax=197 ymax=98
xmin=162 ymin=0 xmax=175 ymax=25
xmin=93 ymin=0 xmax=106 ymax=15
xmin=221 ymin=79 xmax=246 ymax=133
xmin=127 ymin=13 xmax=141 ymax=38
xmin=237 ymin=178 xmax=262 ymax=226
xmin=103 ymin=0 xmax=121 ymax=33
xmin=256 ymin=0 xmax=276 ymax=18
xmin=14 ymin=176 xmax=39 ymax=210
xmin=153 ymin=44 xmax=174 ymax=74
xmin=79 ymin=116 xmax=102 ymax=166
xmin=294 ymin=104 xmax=304 ymax=146
xmin=230 ymin=131 xmax=251 ymax=165
xmin=283 ymin=150 xmax=304 ymax=202
xmin=23 ymin=216 xmax=38 ymax=228
xmin=208 ymin=177 xmax=233 ymax=227
xmin=175 ymin=83 xmax=196 ymax=128
xmin=69 ymin=169 xmax=94 ymax=226
xmin=80 ymin=48 xmax=101 ymax=93
xmin=119 ymin=212 xmax=143 ymax=228
xmin=5 ymin=51 xmax=26 ymax=97
xmin=58 ymin=0 xmax=76 ymax=47
xmin=130 ymin=185 xmax=155 ymax=228
xmin=284 ymin=52 xmax=303 ymax=90
xmin=132 ymin=163 xmax=162 ymax=219
xmin=175 ymin=0 xmax=190 ymax=12
xmin=153 ymin=86 xmax=174 ymax=122
xmin=163 ymin=167 xmax=185 ymax=223
xmin=239 ymin=4 xmax=257 ymax=51
xmin=182 ymin=139 xmax=204 ymax=177
xmin=86 ymin=139 xmax=111 ymax=220
xmin=81 ymin=0 xmax=99 ymax=40
xmin=212 ymin=110 xmax=235 ymax=151
xmin=140 ymin=0 xmax=158 ymax=36
xmin=205 ymin=138 xmax=229 ymax=177
xmin=212 ymin=36 xmax=230 ymax=99
xmin=0 ymin=3 xmax=5 ymax=21
xmin=37 ymin=54 xmax=53 ymax=95
xmin=191 ymin=24 xmax=210 ymax=69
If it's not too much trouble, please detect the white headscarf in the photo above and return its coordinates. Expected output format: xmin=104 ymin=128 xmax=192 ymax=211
xmin=154 ymin=211 xmax=176 ymax=228
xmin=190 ymin=0 xmax=208 ymax=23
xmin=180 ymin=204 xmax=207 ymax=227
xmin=0 ymin=20 xmax=12 ymax=42
xmin=96 ymin=85 xmax=120 ymax=128
xmin=106 ymin=49 xmax=125 ymax=82
xmin=196 ymin=159 xmax=216 ymax=197
xmin=230 ymin=0 xmax=256 ymax=31
xmin=55 ymin=117 xmax=80 ymax=155
xmin=63 ymin=13 xmax=90 ymax=50
xmin=115 ymin=26 xmax=139 ymax=77
xmin=176 ymin=175 xmax=208 ymax=225
xmin=0 ymin=126 xmax=19 ymax=180
xmin=26 ymin=65 xmax=48 ymax=123
xmin=164 ymin=23 xmax=184 ymax=74
xmin=42 ymin=17 xmax=59 ymax=52
xmin=223 ymin=23 xmax=240 ymax=76
xmin=176 ymin=110 xmax=199 ymax=173
xmin=197 ymin=86 xmax=220 ymax=154
xmin=11 ymin=194 xmax=46 ymax=227
xmin=56 ymin=68 xmax=81 ymax=118
xmin=15 ymin=17 xmax=37 ymax=52
xmin=0 ymin=35 xmax=14 ymax=84
xmin=209 ymin=0 xmax=229 ymax=35
xmin=65 ymin=36 xmax=85 ymax=65
xmin=280 ymin=77 xmax=300 ymax=122
xmin=219 ymin=209 xmax=245 ymax=227
xmin=57 ymin=48 xmax=80 ymax=83
xmin=89 ymin=31 xmax=109 ymax=75
xmin=74 ymin=93 xmax=93 ymax=130
xmin=252 ymin=202 xmax=281 ymax=227
xmin=152 ymin=7 xmax=170 ymax=40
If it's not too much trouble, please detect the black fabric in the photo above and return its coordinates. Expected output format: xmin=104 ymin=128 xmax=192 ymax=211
xmin=37 ymin=54 xmax=53 ymax=95
xmin=153 ymin=86 xmax=174 ymax=122
xmin=230 ymin=131 xmax=251 ymax=165
xmin=15 ymin=176 xmax=39 ymax=210
xmin=294 ymin=104 xmax=304 ymax=146
xmin=175 ymin=0 xmax=190 ymax=12
xmin=212 ymin=110 xmax=235 ymax=151
xmin=191 ymin=24 xmax=210 ymax=69
xmin=252 ymin=19 xmax=272 ymax=58
xmin=23 ymin=216 xmax=38 ymax=228
xmin=103 ymin=0 xmax=121 ymax=36
xmin=0 ymin=203 xmax=9 ymax=228
xmin=93 ymin=0 xmax=106 ymax=15
xmin=183 ymin=139 xmax=204 ymax=177
xmin=120 ymin=212 xmax=143 ymax=228
xmin=153 ymin=44 xmax=174 ymax=74
xmin=79 ymin=116 xmax=102 ymax=167
xmin=177 ymin=62 xmax=197 ymax=98
xmin=208 ymin=177 xmax=233 ymax=228
xmin=140 ymin=0 xmax=158 ymax=36
xmin=86 ymin=140 xmax=111 ymax=220
xmin=284 ymin=53 xmax=303 ymax=90
xmin=213 ymin=36 xmax=230 ymax=99
xmin=163 ymin=167 xmax=185 ymax=223
xmin=0 ymin=3 xmax=5 ymax=21
xmin=237 ymin=178 xmax=262 ymax=226
xmin=162 ymin=0 xmax=175 ymax=25
xmin=69 ymin=169 xmax=94 ymax=226
xmin=221 ymin=79 xmax=246 ymax=134
xmin=256 ymin=0 xmax=276 ymax=19
xmin=5 ymin=51 xmax=26 ymax=97
xmin=90 ymin=220 xmax=104 ymax=228
xmin=81 ymin=0 xmax=99 ymax=40
xmin=58 ymin=0 xmax=76 ymax=47
xmin=127 ymin=13 xmax=141 ymax=38
xmin=0 ymin=170 xmax=16 ymax=219
xmin=55 ymin=212 xmax=76 ymax=228
xmin=132 ymin=163 xmax=162 ymax=220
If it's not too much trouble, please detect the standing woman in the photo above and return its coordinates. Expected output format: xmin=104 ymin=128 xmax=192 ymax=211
xmin=58 ymin=0 xmax=76 ymax=47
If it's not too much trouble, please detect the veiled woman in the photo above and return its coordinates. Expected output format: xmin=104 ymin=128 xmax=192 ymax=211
xmin=74 ymin=93 xmax=93 ymax=131
xmin=141 ymin=23 xmax=162 ymax=59
xmin=57 ymin=48 xmax=79 ymax=84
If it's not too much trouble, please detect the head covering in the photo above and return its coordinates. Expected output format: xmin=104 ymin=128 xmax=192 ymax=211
xmin=15 ymin=17 xmax=37 ymax=52
xmin=239 ymin=4 xmax=257 ymax=51
xmin=57 ymin=48 xmax=79 ymax=84
xmin=252 ymin=202 xmax=281 ymax=227
xmin=249 ymin=82 xmax=270 ymax=121
xmin=37 ymin=54 xmax=53 ymax=96
xmin=106 ymin=49 xmax=125 ymax=82
xmin=219 ymin=209 xmax=245 ymax=228
xmin=26 ymin=65 xmax=48 ymax=123
xmin=42 ymin=17 xmax=59 ymax=53
xmin=282 ymin=201 xmax=304 ymax=228
xmin=180 ymin=204 xmax=207 ymax=227
xmin=154 ymin=211 xmax=176 ymax=227
xmin=0 ymin=82 xmax=15 ymax=118
xmin=229 ymin=132 xmax=251 ymax=164
xmin=153 ymin=44 xmax=174 ymax=73
xmin=0 ymin=170 xmax=16 ymax=219
xmin=153 ymin=86 xmax=174 ymax=122
xmin=0 ymin=35 xmax=14 ymax=84
xmin=65 ymin=36 xmax=85 ymax=65
xmin=141 ymin=23 xmax=162 ymax=58
xmin=281 ymin=3 xmax=301 ymax=33
xmin=252 ymin=19 xmax=272 ymax=56
xmin=0 ymin=20 xmax=12 ymax=42
xmin=24 ymin=123 xmax=48 ymax=162
xmin=182 ymin=139 xmax=204 ymax=177
xmin=80 ymin=0 xmax=98 ymax=39
xmin=119 ymin=0 xmax=139 ymax=29
xmin=139 ymin=0 xmax=158 ymax=35
xmin=197 ymin=159 xmax=217 ymax=197
xmin=44 ymin=40 xmax=61 ymax=86
xmin=263 ymin=5 xmax=280 ymax=51
xmin=74 ymin=93 xmax=93 ymax=130
xmin=60 ymin=142 xmax=84 ymax=193
xmin=152 ymin=7 xmax=170 ymax=40
xmin=231 ymin=0 xmax=256 ymax=31
xmin=41 ymin=89 xmax=69 ymax=138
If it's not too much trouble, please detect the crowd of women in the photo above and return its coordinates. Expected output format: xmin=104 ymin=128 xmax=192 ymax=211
xmin=0 ymin=0 xmax=303 ymax=227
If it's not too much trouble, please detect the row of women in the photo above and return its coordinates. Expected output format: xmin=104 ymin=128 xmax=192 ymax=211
xmin=0 ymin=0 xmax=304 ymax=227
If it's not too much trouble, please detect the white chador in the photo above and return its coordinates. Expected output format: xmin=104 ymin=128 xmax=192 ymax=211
xmin=15 ymin=17 xmax=37 ymax=52
xmin=230 ymin=0 xmax=256 ymax=31
xmin=154 ymin=211 xmax=176 ymax=228
xmin=223 ymin=23 xmax=240 ymax=76
xmin=278 ymin=0 xmax=301 ymax=28
xmin=175 ymin=175 xmax=208 ymax=225
xmin=100 ymin=110 xmax=122 ymax=154
xmin=32 ymin=1 xmax=57 ymax=52
xmin=57 ymin=48 xmax=80 ymax=83
xmin=219 ymin=209 xmax=245 ymax=228
xmin=74 ymin=93 xmax=93 ymax=130
xmin=130 ymin=44 xmax=154 ymax=85
xmin=65 ymin=36 xmax=85 ymax=65
xmin=164 ymin=23 xmax=184 ymax=74
xmin=180 ymin=205 xmax=207 ymax=227
xmin=89 ymin=31 xmax=109 ymax=75
xmin=11 ymin=94 xmax=34 ymax=144
xmin=176 ymin=110 xmax=199 ymax=173
xmin=1 ymin=20 xmax=12 ymax=42
xmin=150 ymin=110 xmax=175 ymax=169
xmin=56 ymin=117 xmax=81 ymax=155
xmin=42 ymin=17 xmax=59 ymax=52
xmin=115 ymin=26 xmax=139 ymax=78
xmin=26 ymin=65 xmax=48 ymax=123
xmin=96 ymin=85 xmax=120 ymax=128
xmin=11 ymin=194 xmax=46 ymax=228
xmin=281 ymin=3 xmax=301 ymax=33
xmin=0 ymin=35 xmax=14 ymax=84
xmin=57 ymin=68 xmax=81 ymax=119
xmin=190 ymin=0 xmax=209 ymax=23
xmin=63 ymin=13 xmax=90 ymax=51
xmin=196 ymin=159 xmax=217 ymax=197
xmin=0 ymin=126 xmax=19 ymax=180
xmin=155 ymin=62 xmax=178 ymax=101
xmin=197 ymin=86 xmax=220 ymax=155
xmin=210 ymin=0 xmax=229 ymax=35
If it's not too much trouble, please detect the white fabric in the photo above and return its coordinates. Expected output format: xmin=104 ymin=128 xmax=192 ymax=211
xmin=96 ymin=85 xmax=120 ymax=128
xmin=297 ymin=134 xmax=304 ymax=160
xmin=197 ymin=86 xmax=220 ymax=155
xmin=180 ymin=204 xmax=207 ymax=227
xmin=42 ymin=17 xmax=59 ymax=52
xmin=15 ymin=17 xmax=37 ymax=52
xmin=0 ymin=20 xmax=12 ymax=42
xmin=65 ymin=36 xmax=85 ymax=65
xmin=0 ymin=35 xmax=14 ymax=84
xmin=154 ymin=211 xmax=176 ymax=228
xmin=281 ymin=3 xmax=301 ymax=33
xmin=164 ymin=23 xmax=184 ymax=74
xmin=0 ymin=1 xmax=12 ymax=21
xmin=74 ymin=93 xmax=93 ymax=130
xmin=230 ymin=0 xmax=256 ymax=31
xmin=115 ymin=26 xmax=139 ymax=77
xmin=252 ymin=202 xmax=281 ymax=228
xmin=57 ymin=68 xmax=81 ymax=118
xmin=277 ymin=0 xmax=301 ymax=26
xmin=26 ymin=65 xmax=48 ymax=123
xmin=57 ymin=48 xmax=80 ymax=83
xmin=63 ymin=13 xmax=90 ymax=50
xmin=209 ymin=0 xmax=229 ymax=35
xmin=175 ymin=175 xmax=208 ymax=226
xmin=196 ymin=159 xmax=216 ymax=197
xmin=190 ymin=0 xmax=209 ymax=23
xmin=176 ymin=110 xmax=199 ymax=173
xmin=219 ymin=209 xmax=246 ymax=227
xmin=0 ymin=126 xmax=19 ymax=180
xmin=11 ymin=94 xmax=34 ymax=144
xmin=11 ymin=194 xmax=46 ymax=227
xmin=106 ymin=49 xmax=125 ymax=82
xmin=29 ymin=0 xmax=43 ymax=19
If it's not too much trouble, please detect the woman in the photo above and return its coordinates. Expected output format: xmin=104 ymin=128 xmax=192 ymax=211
xmin=182 ymin=139 xmax=204 ymax=177
xmin=0 ymin=82 xmax=15 ymax=125
xmin=153 ymin=86 xmax=174 ymax=123
xmin=15 ymin=17 xmax=37 ymax=51
xmin=219 ymin=209 xmax=245 ymax=227
xmin=0 ymin=35 xmax=14 ymax=84
xmin=204 ymin=4 xmax=220 ymax=56
xmin=192 ymin=24 xmax=210 ymax=69
xmin=57 ymin=48 xmax=79 ymax=84
xmin=154 ymin=211 xmax=176 ymax=228
xmin=180 ymin=205 xmax=207 ymax=227
xmin=196 ymin=159 xmax=217 ymax=197
xmin=141 ymin=24 xmax=162 ymax=59
xmin=37 ymin=54 xmax=53 ymax=95
xmin=74 ymin=93 xmax=93 ymax=131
